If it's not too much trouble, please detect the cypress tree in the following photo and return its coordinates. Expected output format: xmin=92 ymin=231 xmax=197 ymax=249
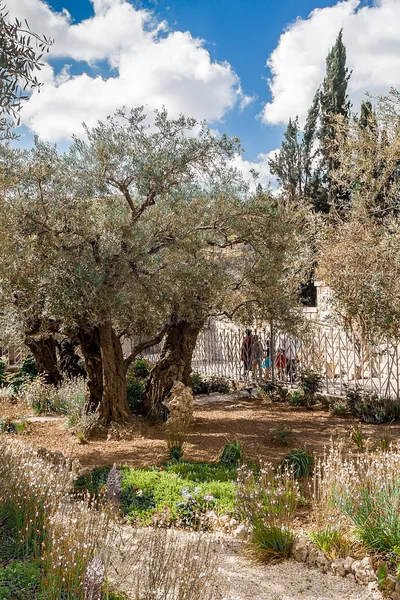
xmin=318 ymin=29 xmax=352 ymax=211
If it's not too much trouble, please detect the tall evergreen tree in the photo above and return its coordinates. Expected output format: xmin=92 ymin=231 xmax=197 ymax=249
xmin=318 ymin=28 xmax=352 ymax=211
xmin=268 ymin=91 xmax=321 ymax=205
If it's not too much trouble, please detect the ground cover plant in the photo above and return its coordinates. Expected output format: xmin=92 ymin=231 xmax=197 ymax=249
xmin=75 ymin=458 xmax=237 ymax=529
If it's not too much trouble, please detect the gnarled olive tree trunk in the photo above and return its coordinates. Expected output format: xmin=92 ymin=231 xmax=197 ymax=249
xmin=75 ymin=323 xmax=104 ymax=415
xmin=76 ymin=320 xmax=130 ymax=425
xmin=24 ymin=333 xmax=62 ymax=386
xmin=141 ymin=319 xmax=202 ymax=420
xmin=97 ymin=320 xmax=131 ymax=425
xmin=58 ymin=338 xmax=86 ymax=379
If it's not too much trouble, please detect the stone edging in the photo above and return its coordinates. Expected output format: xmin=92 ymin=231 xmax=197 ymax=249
xmin=291 ymin=535 xmax=399 ymax=599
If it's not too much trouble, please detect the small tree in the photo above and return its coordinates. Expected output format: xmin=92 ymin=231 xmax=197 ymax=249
xmin=0 ymin=1 xmax=52 ymax=138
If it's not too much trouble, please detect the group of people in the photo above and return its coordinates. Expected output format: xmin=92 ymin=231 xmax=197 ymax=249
xmin=240 ymin=329 xmax=298 ymax=382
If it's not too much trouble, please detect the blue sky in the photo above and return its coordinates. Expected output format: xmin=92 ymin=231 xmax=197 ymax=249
xmin=44 ymin=0 xmax=337 ymax=158
xmin=11 ymin=0 xmax=400 ymax=185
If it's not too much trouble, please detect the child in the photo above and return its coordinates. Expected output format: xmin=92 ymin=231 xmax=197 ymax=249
xmin=275 ymin=348 xmax=287 ymax=378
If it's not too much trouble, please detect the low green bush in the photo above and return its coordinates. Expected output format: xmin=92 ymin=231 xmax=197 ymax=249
xmin=131 ymin=358 xmax=151 ymax=380
xmin=269 ymin=425 xmax=295 ymax=446
xmin=346 ymin=387 xmax=400 ymax=423
xmin=126 ymin=376 xmax=145 ymax=413
xmin=189 ymin=373 xmax=230 ymax=395
xmin=251 ymin=522 xmax=293 ymax=561
xmin=0 ymin=360 xmax=6 ymax=388
xmin=298 ymin=369 xmax=323 ymax=406
xmin=309 ymin=528 xmax=349 ymax=559
xmin=0 ymin=559 xmax=41 ymax=600
xmin=288 ymin=390 xmax=305 ymax=406
xmin=9 ymin=356 xmax=38 ymax=393
xmin=74 ymin=460 xmax=236 ymax=527
xmin=126 ymin=359 xmax=150 ymax=413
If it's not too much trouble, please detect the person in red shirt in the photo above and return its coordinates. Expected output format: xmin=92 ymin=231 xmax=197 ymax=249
xmin=275 ymin=348 xmax=287 ymax=378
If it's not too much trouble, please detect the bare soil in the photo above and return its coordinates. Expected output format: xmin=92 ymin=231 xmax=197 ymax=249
xmin=1 ymin=394 xmax=388 ymax=599
xmin=3 ymin=395 xmax=400 ymax=469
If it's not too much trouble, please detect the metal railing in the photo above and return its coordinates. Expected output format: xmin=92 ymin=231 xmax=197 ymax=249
xmin=140 ymin=322 xmax=400 ymax=399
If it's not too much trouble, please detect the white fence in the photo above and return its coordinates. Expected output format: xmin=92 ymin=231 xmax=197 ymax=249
xmin=141 ymin=323 xmax=400 ymax=399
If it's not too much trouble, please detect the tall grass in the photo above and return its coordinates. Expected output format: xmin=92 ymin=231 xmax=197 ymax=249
xmin=0 ymin=437 xmax=112 ymax=599
xmin=19 ymin=376 xmax=87 ymax=416
xmin=236 ymin=462 xmax=299 ymax=560
xmin=312 ymin=443 xmax=400 ymax=554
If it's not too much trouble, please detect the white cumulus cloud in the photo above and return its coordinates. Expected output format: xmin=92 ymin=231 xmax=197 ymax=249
xmin=234 ymin=150 xmax=279 ymax=191
xmin=262 ymin=0 xmax=400 ymax=126
xmin=8 ymin=0 xmax=248 ymax=142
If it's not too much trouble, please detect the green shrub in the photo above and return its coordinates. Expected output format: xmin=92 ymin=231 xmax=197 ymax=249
xmin=75 ymin=461 xmax=236 ymax=527
xmin=0 ymin=559 xmax=41 ymax=600
xmin=20 ymin=356 xmax=38 ymax=379
xmin=309 ymin=528 xmax=349 ymax=559
xmin=298 ymin=369 xmax=323 ymax=406
xmin=126 ymin=376 xmax=144 ymax=413
xmin=169 ymin=445 xmax=183 ymax=462
xmin=189 ymin=373 xmax=230 ymax=395
xmin=9 ymin=356 xmax=38 ymax=393
xmin=263 ymin=381 xmax=290 ymax=402
xmin=219 ymin=441 xmax=243 ymax=469
xmin=131 ymin=358 xmax=151 ymax=380
xmin=288 ymin=390 xmax=305 ymax=406
xmin=189 ymin=373 xmax=210 ymax=395
xmin=126 ymin=361 xmax=148 ymax=413
xmin=280 ymin=449 xmax=313 ymax=478
xmin=74 ymin=465 xmax=116 ymax=497
xmin=346 ymin=387 xmax=400 ymax=423
xmin=269 ymin=425 xmax=295 ymax=446
xmin=330 ymin=401 xmax=347 ymax=416
xmin=0 ymin=360 xmax=6 ymax=388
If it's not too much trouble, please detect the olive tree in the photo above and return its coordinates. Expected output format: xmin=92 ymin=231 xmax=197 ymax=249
xmin=0 ymin=1 xmax=52 ymax=138
xmin=319 ymin=90 xmax=400 ymax=342
xmin=0 ymin=109 xmax=243 ymax=424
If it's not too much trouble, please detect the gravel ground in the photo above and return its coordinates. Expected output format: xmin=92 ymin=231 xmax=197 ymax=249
xmin=110 ymin=528 xmax=381 ymax=600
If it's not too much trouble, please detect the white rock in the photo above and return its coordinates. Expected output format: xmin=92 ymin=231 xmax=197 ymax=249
xmin=315 ymin=550 xmax=330 ymax=573
xmin=351 ymin=557 xmax=377 ymax=584
xmin=306 ymin=545 xmax=319 ymax=568
xmin=229 ymin=518 xmax=238 ymax=527
xmin=219 ymin=514 xmax=230 ymax=526
xmin=367 ymin=581 xmax=383 ymax=600
xmin=233 ymin=524 xmax=249 ymax=540
xmin=343 ymin=556 xmax=354 ymax=573
xmin=291 ymin=536 xmax=310 ymax=562
xmin=331 ymin=558 xmax=347 ymax=577
xmin=386 ymin=575 xmax=397 ymax=592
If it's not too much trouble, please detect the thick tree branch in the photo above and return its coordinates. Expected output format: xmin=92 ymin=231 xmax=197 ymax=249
xmin=124 ymin=324 xmax=168 ymax=372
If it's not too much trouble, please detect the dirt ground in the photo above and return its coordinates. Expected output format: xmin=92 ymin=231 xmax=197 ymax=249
xmin=3 ymin=395 xmax=400 ymax=469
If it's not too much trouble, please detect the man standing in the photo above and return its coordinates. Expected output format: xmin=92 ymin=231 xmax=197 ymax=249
xmin=240 ymin=329 xmax=255 ymax=379
xmin=284 ymin=335 xmax=298 ymax=382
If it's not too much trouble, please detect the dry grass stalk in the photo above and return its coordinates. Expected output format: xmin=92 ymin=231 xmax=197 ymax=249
xmin=0 ymin=436 xmax=114 ymax=599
